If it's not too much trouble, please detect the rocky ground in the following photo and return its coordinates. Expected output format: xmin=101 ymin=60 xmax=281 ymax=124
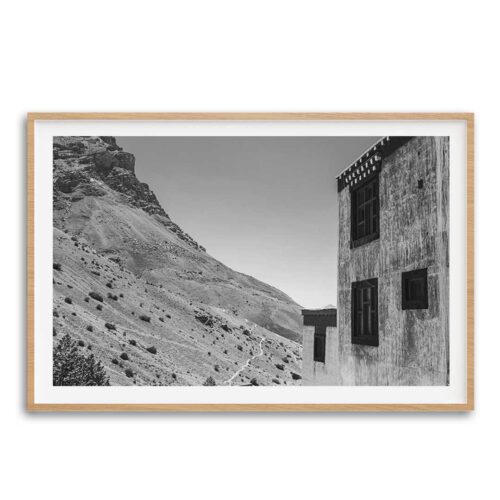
xmin=53 ymin=136 xmax=303 ymax=386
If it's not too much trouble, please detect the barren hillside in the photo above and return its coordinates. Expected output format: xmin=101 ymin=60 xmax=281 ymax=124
xmin=52 ymin=136 xmax=303 ymax=386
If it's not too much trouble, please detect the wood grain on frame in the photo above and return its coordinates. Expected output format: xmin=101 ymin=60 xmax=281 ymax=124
xmin=26 ymin=113 xmax=474 ymax=412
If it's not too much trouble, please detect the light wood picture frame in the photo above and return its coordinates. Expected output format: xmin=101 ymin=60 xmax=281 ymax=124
xmin=27 ymin=113 xmax=474 ymax=412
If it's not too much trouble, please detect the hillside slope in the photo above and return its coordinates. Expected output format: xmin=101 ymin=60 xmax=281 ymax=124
xmin=52 ymin=136 xmax=303 ymax=386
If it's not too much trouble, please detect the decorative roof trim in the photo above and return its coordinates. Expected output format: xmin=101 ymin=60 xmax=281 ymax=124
xmin=337 ymin=136 xmax=414 ymax=192
xmin=302 ymin=308 xmax=337 ymax=316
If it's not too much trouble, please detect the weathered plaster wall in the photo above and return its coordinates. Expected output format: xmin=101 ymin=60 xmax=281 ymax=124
xmin=302 ymin=325 xmax=339 ymax=385
xmin=335 ymin=137 xmax=449 ymax=386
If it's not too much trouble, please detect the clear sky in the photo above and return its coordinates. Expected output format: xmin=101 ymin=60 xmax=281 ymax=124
xmin=117 ymin=136 xmax=379 ymax=309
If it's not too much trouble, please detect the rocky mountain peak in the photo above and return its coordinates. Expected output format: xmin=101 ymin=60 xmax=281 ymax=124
xmin=53 ymin=136 xmax=206 ymax=252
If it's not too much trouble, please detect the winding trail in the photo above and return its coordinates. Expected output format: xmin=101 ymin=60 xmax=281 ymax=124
xmin=224 ymin=329 xmax=265 ymax=385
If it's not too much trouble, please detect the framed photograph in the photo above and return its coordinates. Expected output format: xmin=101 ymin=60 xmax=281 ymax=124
xmin=27 ymin=113 xmax=474 ymax=412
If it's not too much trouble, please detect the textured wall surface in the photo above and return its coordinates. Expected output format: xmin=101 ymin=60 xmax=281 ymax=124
xmin=302 ymin=325 xmax=338 ymax=385
xmin=335 ymin=137 xmax=450 ymax=386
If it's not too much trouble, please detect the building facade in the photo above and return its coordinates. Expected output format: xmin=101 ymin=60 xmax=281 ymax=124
xmin=303 ymin=136 xmax=449 ymax=386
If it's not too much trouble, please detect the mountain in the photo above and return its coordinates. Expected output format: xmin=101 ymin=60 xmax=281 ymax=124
xmin=52 ymin=136 xmax=303 ymax=386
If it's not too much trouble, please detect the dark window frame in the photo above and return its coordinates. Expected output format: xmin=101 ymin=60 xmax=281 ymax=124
xmin=313 ymin=328 xmax=326 ymax=363
xmin=351 ymin=278 xmax=379 ymax=347
xmin=350 ymin=174 xmax=380 ymax=249
xmin=402 ymin=268 xmax=428 ymax=310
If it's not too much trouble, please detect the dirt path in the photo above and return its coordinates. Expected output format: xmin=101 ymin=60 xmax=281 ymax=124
xmin=224 ymin=329 xmax=265 ymax=385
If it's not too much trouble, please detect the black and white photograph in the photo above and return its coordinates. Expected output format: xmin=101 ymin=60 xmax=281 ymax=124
xmin=51 ymin=133 xmax=450 ymax=387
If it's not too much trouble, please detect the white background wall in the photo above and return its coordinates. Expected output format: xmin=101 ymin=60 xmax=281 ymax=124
xmin=1 ymin=1 xmax=496 ymax=499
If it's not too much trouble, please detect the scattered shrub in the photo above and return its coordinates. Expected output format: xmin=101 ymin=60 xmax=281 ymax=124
xmin=166 ymin=314 xmax=171 ymax=319
xmin=84 ymin=297 xmax=89 ymax=303
xmin=53 ymin=310 xmax=59 ymax=318
xmin=276 ymin=363 xmax=284 ymax=371
xmin=86 ymin=325 xmax=93 ymax=332
xmin=214 ymin=365 xmax=220 ymax=372
xmin=146 ymin=346 xmax=157 ymax=354
xmin=242 ymin=329 xmax=250 ymax=336
xmin=139 ymin=314 xmax=151 ymax=323
xmin=128 ymin=339 xmax=137 ymax=346
xmin=106 ymin=282 xmax=113 ymax=289
xmin=237 ymin=345 xmax=243 ymax=351
xmin=120 ymin=352 xmax=129 ymax=360
xmin=159 ymin=317 xmax=164 ymax=323
xmin=89 ymin=291 xmax=103 ymax=302
xmin=250 ymin=378 xmax=259 ymax=386
xmin=53 ymin=263 xmax=62 ymax=271
xmin=111 ymin=358 xmax=119 ymax=365
xmin=107 ymin=292 xmax=118 ymax=301
xmin=282 ymin=357 xmax=289 ymax=364
xmin=53 ymin=334 xmax=109 ymax=386
xmin=203 ymin=376 xmax=216 ymax=386
xmin=64 ymin=297 xmax=72 ymax=304
xmin=119 ymin=293 xmax=124 ymax=298
xmin=272 ymin=378 xmax=280 ymax=384
xmin=125 ymin=368 xmax=133 ymax=378
xmin=96 ymin=304 xmax=103 ymax=311
xmin=105 ymin=322 xmax=116 ymax=330
xmin=291 ymin=372 xmax=302 ymax=380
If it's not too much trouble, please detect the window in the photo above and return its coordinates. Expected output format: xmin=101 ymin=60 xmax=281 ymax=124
xmin=351 ymin=175 xmax=379 ymax=248
xmin=402 ymin=268 xmax=428 ymax=310
xmin=313 ymin=329 xmax=326 ymax=363
xmin=351 ymin=278 xmax=378 ymax=346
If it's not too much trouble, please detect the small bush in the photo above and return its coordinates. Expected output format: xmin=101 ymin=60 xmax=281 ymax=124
xmin=84 ymin=297 xmax=89 ymax=303
xmin=139 ymin=314 xmax=151 ymax=323
xmin=86 ymin=325 xmax=93 ymax=332
xmin=203 ymin=376 xmax=216 ymax=386
xmin=119 ymin=293 xmax=124 ymax=298
xmin=166 ymin=314 xmax=171 ymax=319
xmin=272 ymin=378 xmax=280 ymax=384
xmin=159 ymin=317 xmax=164 ymax=322
xmin=107 ymin=292 xmax=118 ymax=301
xmin=129 ymin=339 xmax=137 ymax=346
xmin=53 ymin=263 xmax=62 ymax=271
xmin=237 ymin=345 xmax=243 ymax=351
xmin=282 ymin=357 xmax=289 ymax=364
xmin=111 ymin=358 xmax=119 ymax=365
xmin=275 ymin=363 xmax=284 ymax=371
xmin=96 ymin=304 xmax=103 ymax=311
xmin=125 ymin=368 xmax=133 ymax=378
xmin=105 ymin=322 xmax=116 ymax=330
xmin=291 ymin=372 xmax=302 ymax=380
xmin=89 ymin=291 xmax=103 ymax=302
xmin=146 ymin=346 xmax=157 ymax=354
xmin=250 ymin=378 xmax=259 ymax=386
xmin=214 ymin=364 xmax=220 ymax=372
xmin=120 ymin=352 xmax=129 ymax=360
xmin=106 ymin=282 xmax=113 ymax=289
xmin=64 ymin=297 xmax=72 ymax=304
xmin=77 ymin=340 xmax=85 ymax=347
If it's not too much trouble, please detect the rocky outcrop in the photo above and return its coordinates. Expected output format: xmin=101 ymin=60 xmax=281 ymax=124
xmin=53 ymin=136 xmax=205 ymax=252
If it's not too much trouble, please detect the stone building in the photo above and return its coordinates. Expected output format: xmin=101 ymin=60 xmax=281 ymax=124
xmin=302 ymin=136 xmax=449 ymax=386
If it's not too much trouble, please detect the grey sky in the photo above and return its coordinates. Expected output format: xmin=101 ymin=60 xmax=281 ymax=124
xmin=117 ymin=136 xmax=379 ymax=308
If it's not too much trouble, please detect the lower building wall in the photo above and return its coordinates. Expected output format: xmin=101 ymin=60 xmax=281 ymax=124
xmin=302 ymin=325 xmax=339 ymax=385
